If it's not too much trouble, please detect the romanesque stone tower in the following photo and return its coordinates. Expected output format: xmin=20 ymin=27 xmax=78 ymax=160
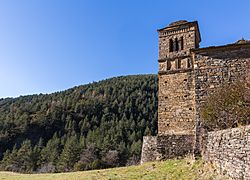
xmin=141 ymin=20 xmax=250 ymax=164
xmin=157 ymin=20 xmax=201 ymax=135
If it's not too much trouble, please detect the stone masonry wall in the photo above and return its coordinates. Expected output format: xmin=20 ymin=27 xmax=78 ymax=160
xmin=141 ymin=22 xmax=250 ymax=175
xmin=193 ymin=46 xmax=250 ymax=119
xmin=141 ymin=135 xmax=195 ymax=163
xmin=140 ymin=136 xmax=158 ymax=163
xmin=203 ymin=125 xmax=250 ymax=179
xmin=193 ymin=46 xmax=250 ymax=153
xmin=158 ymin=25 xmax=197 ymax=60
xmin=158 ymin=72 xmax=196 ymax=135
xmin=158 ymin=21 xmax=199 ymax=135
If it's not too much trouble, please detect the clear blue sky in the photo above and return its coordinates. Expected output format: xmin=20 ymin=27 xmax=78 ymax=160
xmin=0 ymin=0 xmax=250 ymax=98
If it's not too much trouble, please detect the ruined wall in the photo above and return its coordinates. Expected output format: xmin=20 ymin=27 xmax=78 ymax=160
xmin=203 ymin=125 xmax=250 ymax=179
xmin=140 ymin=136 xmax=158 ymax=163
xmin=141 ymin=135 xmax=195 ymax=163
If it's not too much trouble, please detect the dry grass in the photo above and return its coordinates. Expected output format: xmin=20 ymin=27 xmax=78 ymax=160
xmin=0 ymin=158 xmax=225 ymax=180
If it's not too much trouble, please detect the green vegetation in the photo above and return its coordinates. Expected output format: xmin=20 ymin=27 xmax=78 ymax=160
xmin=201 ymin=75 xmax=250 ymax=130
xmin=0 ymin=75 xmax=158 ymax=173
xmin=0 ymin=158 xmax=223 ymax=180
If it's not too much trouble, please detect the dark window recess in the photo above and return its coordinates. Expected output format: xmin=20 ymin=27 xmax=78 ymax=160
xmin=169 ymin=39 xmax=173 ymax=52
xmin=167 ymin=60 xmax=171 ymax=70
xmin=167 ymin=123 xmax=170 ymax=127
xmin=184 ymin=79 xmax=188 ymax=82
xmin=174 ymin=38 xmax=179 ymax=51
xmin=177 ymin=59 xmax=181 ymax=69
xmin=180 ymin=37 xmax=184 ymax=50
xmin=184 ymin=95 xmax=188 ymax=98
xmin=189 ymin=107 xmax=192 ymax=110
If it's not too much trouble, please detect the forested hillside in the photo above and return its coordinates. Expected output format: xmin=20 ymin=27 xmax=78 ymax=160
xmin=0 ymin=75 xmax=158 ymax=173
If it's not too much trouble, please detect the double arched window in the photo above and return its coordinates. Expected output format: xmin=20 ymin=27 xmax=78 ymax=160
xmin=169 ymin=37 xmax=184 ymax=52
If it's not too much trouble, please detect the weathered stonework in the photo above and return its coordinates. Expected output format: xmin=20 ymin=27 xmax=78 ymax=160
xmin=141 ymin=136 xmax=158 ymax=163
xmin=193 ymin=44 xmax=250 ymax=115
xmin=158 ymin=72 xmax=196 ymax=135
xmin=141 ymin=135 xmax=195 ymax=163
xmin=141 ymin=20 xmax=250 ymax=179
xmin=202 ymin=125 xmax=250 ymax=179
xmin=158 ymin=20 xmax=200 ymax=135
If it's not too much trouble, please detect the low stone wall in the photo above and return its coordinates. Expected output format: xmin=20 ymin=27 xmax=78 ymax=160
xmin=140 ymin=136 xmax=158 ymax=163
xmin=141 ymin=134 xmax=195 ymax=163
xmin=203 ymin=125 xmax=250 ymax=179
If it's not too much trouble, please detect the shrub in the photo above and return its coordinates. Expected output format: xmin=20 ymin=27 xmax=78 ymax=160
xmin=201 ymin=73 xmax=250 ymax=130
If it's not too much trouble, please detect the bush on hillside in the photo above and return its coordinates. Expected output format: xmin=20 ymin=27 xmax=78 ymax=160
xmin=201 ymin=73 xmax=250 ymax=130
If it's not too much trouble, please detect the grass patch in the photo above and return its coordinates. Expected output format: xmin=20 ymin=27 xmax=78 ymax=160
xmin=0 ymin=158 xmax=225 ymax=180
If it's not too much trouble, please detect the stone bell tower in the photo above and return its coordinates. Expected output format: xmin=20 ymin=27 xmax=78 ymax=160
xmin=157 ymin=20 xmax=201 ymax=135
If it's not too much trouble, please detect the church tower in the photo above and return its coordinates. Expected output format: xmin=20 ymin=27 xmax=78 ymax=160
xmin=157 ymin=20 xmax=201 ymax=135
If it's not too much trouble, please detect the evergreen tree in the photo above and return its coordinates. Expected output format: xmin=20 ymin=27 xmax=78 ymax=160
xmin=58 ymin=136 xmax=81 ymax=171
xmin=0 ymin=75 xmax=158 ymax=172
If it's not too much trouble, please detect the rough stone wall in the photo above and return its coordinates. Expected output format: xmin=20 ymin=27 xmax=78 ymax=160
xmin=193 ymin=46 xmax=250 ymax=153
xmin=140 ymin=136 xmax=158 ymax=163
xmin=193 ymin=46 xmax=250 ymax=119
xmin=141 ymin=21 xmax=250 ymax=171
xmin=158 ymin=22 xmax=199 ymax=135
xmin=203 ymin=125 xmax=250 ymax=179
xmin=158 ymin=72 xmax=196 ymax=135
xmin=158 ymin=25 xmax=198 ymax=73
xmin=141 ymin=135 xmax=195 ymax=163
xmin=158 ymin=26 xmax=197 ymax=60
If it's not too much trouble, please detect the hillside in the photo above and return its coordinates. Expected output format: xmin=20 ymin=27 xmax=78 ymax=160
xmin=0 ymin=158 xmax=225 ymax=180
xmin=0 ymin=75 xmax=158 ymax=173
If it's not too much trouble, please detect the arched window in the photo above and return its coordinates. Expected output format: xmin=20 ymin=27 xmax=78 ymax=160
xmin=169 ymin=39 xmax=173 ymax=52
xmin=174 ymin=38 xmax=179 ymax=51
xmin=180 ymin=37 xmax=184 ymax=50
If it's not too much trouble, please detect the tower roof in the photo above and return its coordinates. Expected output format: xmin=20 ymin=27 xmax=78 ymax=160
xmin=158 ymin=20 xmax=201 ymax=43
xmin=168 ymin=20 xmax=188 ymax=27
xmin=235 ymin=38 xmax=250 ymax=44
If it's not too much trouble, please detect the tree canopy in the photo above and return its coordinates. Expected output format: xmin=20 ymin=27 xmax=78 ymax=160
xmin=0 ymin=74 xmax=158 ymax=172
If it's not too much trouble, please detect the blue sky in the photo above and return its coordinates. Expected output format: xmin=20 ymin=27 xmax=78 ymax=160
xmin=0 ymin=0 xmax=250 ymax=98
